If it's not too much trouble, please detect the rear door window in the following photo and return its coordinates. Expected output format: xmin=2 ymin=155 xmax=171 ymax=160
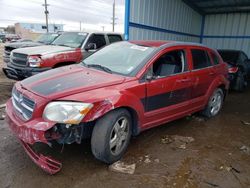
xmin=87 ymin=34 xmax=106 ymax=49
xmin=191 ymin=49 xmax=212 ymax=70
xmin=108 ymin=34 xmax=122 ymax=43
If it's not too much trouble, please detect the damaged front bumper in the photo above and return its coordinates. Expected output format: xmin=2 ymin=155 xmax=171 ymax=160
xmin=2 ymin=64 xmax=51 ymax=80
xmin=20 ymin=140 xmax=62 ymax=174
xmin=5 ymin=100 xmax=62 ymax=174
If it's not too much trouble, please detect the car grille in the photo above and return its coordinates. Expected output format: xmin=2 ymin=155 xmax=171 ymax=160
xmin=4 ymin=46 xmax=15 ymax=57
xmin=4 ymin=46 xmax=15 ymax=61
xmin=12 ymin=87 xmax=35 ymax=121
xmin=11 ymin=52 xmax=28 ymax=66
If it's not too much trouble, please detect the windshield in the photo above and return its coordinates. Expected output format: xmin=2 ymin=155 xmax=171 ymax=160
xmin=83 ymin=41 xmax=156 ymax=76
xmin=52 ymin=32 xmax=88 ymax=48
xmin=35 ymin=33 xmax=59 ymax=44
xmin=218 ymin=50 xmax=239 ymax=64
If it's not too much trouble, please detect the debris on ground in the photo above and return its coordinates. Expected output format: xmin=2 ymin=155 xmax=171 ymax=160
xmin=161 ymin=135 xmax=195 ymax=150
xmin=231 ymin=166 xmax=241 ymax=174
xmin=204 ymin=181 xmax=219 ymax=187
xmin=0 ymin=103 xmax=6 ymax=109
xmin=205 ymin=145 xmax=213 ymax=149
xmin=138 ymin=155 xmax=160 ymax=164
xmin=144 ymin=157 xmax=151 ymax=164
xmin=219 ymin=165 xmax=241 ymax=173
xmin=240 ymin=145 xmax=250 ymax=155
xmin=241 ymin=120 xmax=250 ymax=126
xmin=154 ymin=158 xmax=160 ymax=163
xmin=186 ymin=115 xmax=206 ymax=122
xmin=0 ymin=114 xmax=5 ymax=120
xmin=173 ymin=135 xmax=195 ymax=143
xmin=109 ymin=161 xmax=136 ymax=175
xmin=178 ymin=144 xmax=187 ymax=149
xmin=143 ymin=155 xmax=152 ymax=164
xmin=161 ymin=136 xmax=174 ymax=144
xmin=219 ymin=165 xmax=232 ymax=172
xmin=0 ymin=106 xmax=6 ymax=120
xmin=225 ymin=166 xmax=232 ymax=172
xmin=161 ymin=135 xmax=195 ymax=144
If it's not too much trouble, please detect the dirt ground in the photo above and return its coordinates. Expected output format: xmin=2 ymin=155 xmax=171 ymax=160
xmin=0 ymin=43 xmax=15 ymax=104
xmin=0 ymin=44 xmax=250 ymax=188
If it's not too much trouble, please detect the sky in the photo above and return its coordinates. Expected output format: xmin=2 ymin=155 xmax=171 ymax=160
xmin=0 ymin=0 xmax=125 ymax=32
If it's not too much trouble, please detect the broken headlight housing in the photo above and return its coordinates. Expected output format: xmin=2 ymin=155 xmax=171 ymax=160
xmin=43 ymin=102 xmax=93 ymax=124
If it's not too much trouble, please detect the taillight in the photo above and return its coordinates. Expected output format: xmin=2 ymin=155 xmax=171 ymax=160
xmin=228 ymin=67 xmax=238 ymax=73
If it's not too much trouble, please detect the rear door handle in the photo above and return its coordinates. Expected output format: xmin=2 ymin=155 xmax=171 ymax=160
xmin=209 ymin=72 xmax=215 ymax=76
xmin=177 ymin=78 xmax=191 ymax=83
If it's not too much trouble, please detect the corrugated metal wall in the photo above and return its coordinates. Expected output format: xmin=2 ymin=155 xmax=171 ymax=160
xmin=128 ymin=0 xmax=202 ymax=42
xmin=203 ymin=13 xmax=250 ymax=57
xmin=127 ymin=1 xmax=250 ymax=57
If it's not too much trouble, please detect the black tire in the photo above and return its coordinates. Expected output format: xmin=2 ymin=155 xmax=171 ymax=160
xmin=235 ymin=70 xmax=247 ymax=92
xmin=201 ymin=88 xmax=224 ymax=118
xmin=91 ymin=108 xmax=132 ymax=164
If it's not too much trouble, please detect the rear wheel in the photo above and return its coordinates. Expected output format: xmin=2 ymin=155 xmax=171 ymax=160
xmin=91 ymin=109 xmax=132 ymax=164
xmin=201 ymin=88 xmax=224 ymax=118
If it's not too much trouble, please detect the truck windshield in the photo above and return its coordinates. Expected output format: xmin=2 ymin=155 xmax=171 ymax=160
xmin=52 ymin=32 xmax=88 ymax=48
xmin=83 ymin=41 xmax=155 ymax=76
xmin=35 ymin=33 xmax=59 ymax=44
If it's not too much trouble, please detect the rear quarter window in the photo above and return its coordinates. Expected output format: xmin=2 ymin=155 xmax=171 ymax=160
xmin=210 ymin=52 xmax=220 ymax=65
xmin=191 ymin=49 xmax=212 ymax=70
xmin=107 ymin=35 xmax=122 ymax=43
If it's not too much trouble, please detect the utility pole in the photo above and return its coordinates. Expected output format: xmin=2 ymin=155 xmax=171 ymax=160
xmin=80 ymin=21 xmax=82 ymax=31
xmin=112 ymin=0 xmax=116 ymax=32
xmin=101 ymin=26 xmax=105 ymax=31
xmin=42 ymin=0 xmax=49 ymax=33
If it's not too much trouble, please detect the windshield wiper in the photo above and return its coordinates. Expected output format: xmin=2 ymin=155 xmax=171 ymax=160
xmin=58 ymin=44 xmax=71 ymax=47
xmin=87 ymin=64 xmax=113 ymax=74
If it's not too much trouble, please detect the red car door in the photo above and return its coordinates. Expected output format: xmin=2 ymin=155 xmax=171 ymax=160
xmin=189 ymin=48 xmax=215 ymax=106
xmin=142 ymin=48 xmax=193 ymax=129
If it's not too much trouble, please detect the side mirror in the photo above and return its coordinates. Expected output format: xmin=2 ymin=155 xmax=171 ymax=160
xmin=85 ymin=43 xmax=97 ymax=51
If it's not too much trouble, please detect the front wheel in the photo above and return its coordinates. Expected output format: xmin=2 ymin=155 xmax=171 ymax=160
xmin=91 ymin=109 xmax=132 ymax=164
xmin=201 ymin=88 xmax=224 ymax=118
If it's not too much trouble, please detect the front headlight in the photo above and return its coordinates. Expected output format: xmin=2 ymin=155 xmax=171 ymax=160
xmin=28 ymin=56 xmax=41 ymax=67
xmin=43 ymin=102 xmax=93 ymax=124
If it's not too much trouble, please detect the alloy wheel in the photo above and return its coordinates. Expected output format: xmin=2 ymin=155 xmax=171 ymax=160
xmin=109 ymin=116 xmax=129 ymax=155
xmin=210 ymin=91 xmax=223 ymax=116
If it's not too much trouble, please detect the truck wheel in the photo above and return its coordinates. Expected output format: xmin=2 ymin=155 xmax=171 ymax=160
xmin=91 ymin=108 xmax=132 ymax=164
xmin=201 ymin=88 xmax=224 ymax=118
xmin=235 ymin=71 xmax=247 ymax=92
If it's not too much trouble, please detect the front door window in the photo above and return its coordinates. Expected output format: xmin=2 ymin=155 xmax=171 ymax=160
xmin=145 ymin=49 xmax=191 ymax=113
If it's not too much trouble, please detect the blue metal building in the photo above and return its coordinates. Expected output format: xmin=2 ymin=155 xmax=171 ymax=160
xmin=124 ymin=0 xmax=250 ymax=56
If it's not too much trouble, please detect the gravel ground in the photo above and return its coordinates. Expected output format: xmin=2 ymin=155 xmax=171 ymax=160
xmin=0 ymin=43 xmax=250 ymax=188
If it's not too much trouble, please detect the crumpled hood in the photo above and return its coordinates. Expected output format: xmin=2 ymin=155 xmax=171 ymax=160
xmin=5 ymin=41 xmax=43 ymax=49
xmin=20 ymin=65 xmax=125 ymax=99
xmin=12 ymin=45 xmax=75 ymax=56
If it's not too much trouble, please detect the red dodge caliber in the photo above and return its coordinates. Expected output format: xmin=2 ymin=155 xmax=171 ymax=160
xmin=6 ymin=41 xmax=229 ymax=174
